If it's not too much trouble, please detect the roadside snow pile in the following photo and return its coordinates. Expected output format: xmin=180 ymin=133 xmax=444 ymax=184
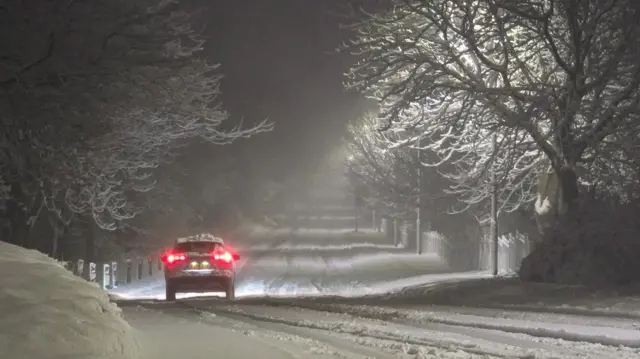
xmin=0 ymin=241 xmax=140 ymax=359
xmin=520 ymin=196 xmax=640 ymax=286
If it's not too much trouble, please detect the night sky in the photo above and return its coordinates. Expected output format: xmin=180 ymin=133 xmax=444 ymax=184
xmin=191 ymin=0 xmax=370 ymax=175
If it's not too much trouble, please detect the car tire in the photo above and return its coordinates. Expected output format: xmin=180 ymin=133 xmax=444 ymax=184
xmin=165 ymin=282 xmax=176 ymax=301
xmin=225 ymin=281 xmax=235 ymax=301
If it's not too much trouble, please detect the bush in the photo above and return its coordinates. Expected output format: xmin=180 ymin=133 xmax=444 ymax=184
xmin=519 ymin=194 xmax=640 ymax=286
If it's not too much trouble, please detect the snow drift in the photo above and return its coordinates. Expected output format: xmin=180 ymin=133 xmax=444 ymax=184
xmin=0 ymin=241 xmax=140 ymax=359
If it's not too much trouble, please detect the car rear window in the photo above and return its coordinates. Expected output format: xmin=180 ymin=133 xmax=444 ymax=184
xmin=174 ymin=242 xmax=222 ymax=253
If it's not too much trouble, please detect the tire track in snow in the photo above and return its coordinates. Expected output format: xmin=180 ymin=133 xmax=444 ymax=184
xmin=233 ymin=299 xmax=635 ymax=356
xmin=163 ymin=300 xmax=540 ymax=358
xmin=225 ymin=299 xmax=640 ymax=358
xmin=129 ymin=300 xmax=412 ymax=359
xmin=254 ymin=300 xmax=640 ymax=349
xmin=123 ymin=304 xmax=310 ymax=359
xmin=124 ymin=298 xmax=635 ymax=358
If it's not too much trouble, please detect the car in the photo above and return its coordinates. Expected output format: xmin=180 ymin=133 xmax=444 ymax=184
xmin=161 ymin=233 xmax=240 ymax=301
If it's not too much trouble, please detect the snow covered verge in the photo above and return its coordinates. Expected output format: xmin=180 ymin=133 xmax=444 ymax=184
xmin=0 ymin=241 xmax=140 ymax=359
xmin=183 ymin=301 xmax=640 ymax=358
xmin=368 ymin=276 xmax=640 ymax=318
xmin=520 ymin=196 xmax=640 ymax=286
xmin=254 ymin=274 xmax=640 ymax=328
xmin=271 ymin=301 xmax=640 ymax=349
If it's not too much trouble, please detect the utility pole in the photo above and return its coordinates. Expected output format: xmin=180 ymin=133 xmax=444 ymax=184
xmin=393 ymin=218 xmax=399 ymax=246
xmin=372 ymin=209 xmax=376 ymax=231
xmin=416 ymin=136 xmax=423 ymax=255
xmin=491 ymin=132 xmax=499 ymax=276
xmin=354 ymin=192 xmax=360 ymax=232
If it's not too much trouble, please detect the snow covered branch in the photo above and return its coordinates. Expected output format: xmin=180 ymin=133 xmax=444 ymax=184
xmin=345 ymin=0 xmax=640 ymax=215
xmin=346 ymin=111 xmax=459 ymax=220
xmin=0 ymin=0 xmax=272 ymax=231
xmin=346 ymin=112 xmax=419 ymax=217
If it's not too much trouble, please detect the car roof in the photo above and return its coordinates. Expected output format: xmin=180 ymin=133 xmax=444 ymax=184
xmin=175 ymin=233 xmax=224 ymax=244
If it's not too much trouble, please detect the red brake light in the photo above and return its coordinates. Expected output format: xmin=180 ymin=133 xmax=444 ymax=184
xmin=162 ymin=252 xmax=186 ymax=264
xmin=212 ymin=250 xmax=233 ymax=263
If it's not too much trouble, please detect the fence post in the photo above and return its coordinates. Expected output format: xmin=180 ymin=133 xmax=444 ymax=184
xmin=76 ymin=259 xmax=84 ymax=277
xmin=137 ymin=258 xmax=143 ymax=280
xmin=111 ymin=261 xmax=118 ymax=288
xmin=89 ymin=262 xmax=97 ymax=282
xmin=102 ymin=263 xmax=111 ymax=289
xmin=126 ymin=259 xmax=132 ymax=284
xmin=148 ymin=255 xmax=153 ymax=276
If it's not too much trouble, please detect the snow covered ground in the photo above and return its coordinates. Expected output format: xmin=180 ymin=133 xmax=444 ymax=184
xmin=242 ymin=273 xmax=640 ymax=351
xmin=110 ymin=227 xmax=640 ymax=358
xmin=7 ymin=223 xmax=640 ymax=359
xmin=236 ymin=226 xmax=392 ymax=248
xmin=0 ymin=241 xmax=140 ymax=359
xmin=119 ymin=295 xmax=640 ymax=359
xmin=116 ymin=278 xmax=640 ymax=358
xmin=386 ymin=276 xmax=640 ymax=318
xmin=110 ymin=224 xmax=456 ymax=300
xmin=108 ymin=225 xmax=640 ymax=358
xmin=264 ymin=300 xmax=640 ymax=348
xmin=110 ymin=242 xmax=481 ymax=300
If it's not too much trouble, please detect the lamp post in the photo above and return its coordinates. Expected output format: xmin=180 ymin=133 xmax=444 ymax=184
xmin=491 ymin=132 xmax=499 ymax=276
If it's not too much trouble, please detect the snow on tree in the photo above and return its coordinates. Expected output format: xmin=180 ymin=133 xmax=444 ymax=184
xmin=345 ymin=0 xmax=640 ymax=218
xmin=346 ymin=111 xmax=421 ymax=218
xmin=346 ymin=110 xmax=513 ymax=243
xmin=0 ymin=0 xmax=272 ymax=235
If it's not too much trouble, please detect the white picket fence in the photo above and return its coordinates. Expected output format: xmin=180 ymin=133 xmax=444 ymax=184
xmin=380 ymin=217 xmax=532 ymax=273
xmin=424 ymin=231 xmax=532 ymax=274
xmin=62 ymin=252 xmax=163 ymax=290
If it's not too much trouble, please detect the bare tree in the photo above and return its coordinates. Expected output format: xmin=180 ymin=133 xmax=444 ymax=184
xmin=345 ymin=0 xmax=640 ymax=218
xmin=0 ymin=0 xmax=272 ymax=235
xmin=346 ymin=112 xmax=456 ymax=219
xmin=346 ymin=112 xmax=419 ymax=218
xmin=347 ymin=111 xmax=495 ymax=241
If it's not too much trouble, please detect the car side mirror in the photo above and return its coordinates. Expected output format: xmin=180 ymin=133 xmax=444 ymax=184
xmin=232 ymin=253 xmax=240 ymax=261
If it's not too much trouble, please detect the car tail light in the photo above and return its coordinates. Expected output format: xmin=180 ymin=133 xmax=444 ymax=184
xmin=212 ymin=250 xmax=233 ymax=263
xmin=162 ymin=252 xmax=186 ymax=264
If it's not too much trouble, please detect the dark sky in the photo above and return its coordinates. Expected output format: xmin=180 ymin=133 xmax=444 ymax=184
xmin=191 ymin=0 xmax=370 ymax=176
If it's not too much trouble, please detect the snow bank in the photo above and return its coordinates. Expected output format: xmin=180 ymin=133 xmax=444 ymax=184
xmin=0 ymin=241 xmax=140 ymax=359
xmin=519 ymin=196 xmax=640 ymax=286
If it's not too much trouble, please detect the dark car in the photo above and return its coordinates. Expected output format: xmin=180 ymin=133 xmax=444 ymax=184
xmin=161 ymin=234 xmax=240 ymax=301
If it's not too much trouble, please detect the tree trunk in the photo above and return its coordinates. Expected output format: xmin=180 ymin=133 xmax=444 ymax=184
xmin=6 ymin=184 xmax=28 ymax=247
xmin=50 ymin=216 xmax=58 ymax=258
xmin=557 ymin=166 xmax=579 ymax=215
xmin=534 ymin=165 xmax=580 ymax=231
xmin=48 ymin=214 xmax=67 ymax=260
xmin=82 ymin=219 xmax=96 ymax=280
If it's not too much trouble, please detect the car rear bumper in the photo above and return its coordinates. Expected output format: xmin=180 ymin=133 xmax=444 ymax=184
xmin=166 ymin=270 xmax=234 ymax=292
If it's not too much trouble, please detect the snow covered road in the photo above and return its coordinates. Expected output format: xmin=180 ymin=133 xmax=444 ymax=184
xmin=110 ymin=229 xmax=475 ymax=300
xmin=111 ymin=228 xmax=640 ymax=358
xmin=123 ymin=301 xmax=413 ymax=359
xmin=119 ymin=297 xmax=640 ymax=359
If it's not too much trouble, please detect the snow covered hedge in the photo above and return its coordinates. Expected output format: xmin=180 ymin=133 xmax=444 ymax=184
xmin=519 ymin=196 xmax=640 ymax=286
xmin=0 ymin=241 xmax=140 ymax=359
